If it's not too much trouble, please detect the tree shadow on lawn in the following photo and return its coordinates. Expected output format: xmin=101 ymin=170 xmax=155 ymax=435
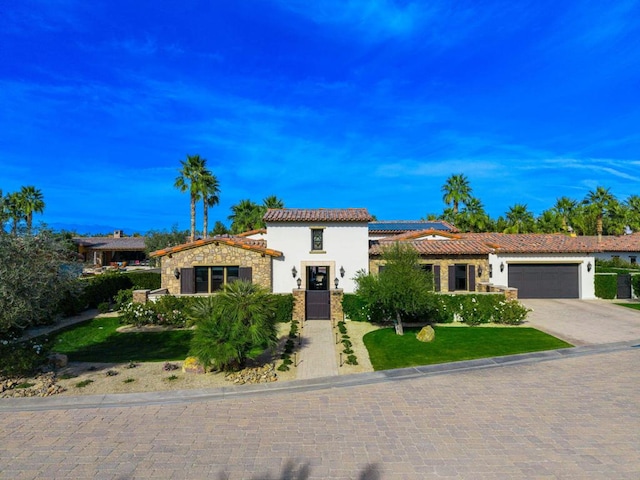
xmin=61 ymin=330 xmax=193 ymax=363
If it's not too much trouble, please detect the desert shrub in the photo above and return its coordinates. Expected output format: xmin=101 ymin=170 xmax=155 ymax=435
xmin=345 ymin=355 xmax=358 ymax=365
xmin=595 ymin=274 xmax=617 ymax=299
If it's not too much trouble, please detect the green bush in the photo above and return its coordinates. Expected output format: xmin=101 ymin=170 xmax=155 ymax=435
xmin=97 ymin=302 xmax=111 ymax=314
xmin=429 ymin=294 xmax=529 ymax=325
xmin=124 ymin=271 xmax=161 ymax=290
xmin=271 ymin=294 xmax=294 ymax=323
xmin=595 ymin=274 xmax=617 ymax=299
xmin=342 ymin=294 xmax=370 ymax=322
xmin=633 ymin=275 xmax=640 ymax=298
xmin=82 ymin=273 xmax=133 ymax=308
xmin=0 ymin=338 xmax=51 ymax=377
xmin=118 ymin=294 xmax=195 ymax=327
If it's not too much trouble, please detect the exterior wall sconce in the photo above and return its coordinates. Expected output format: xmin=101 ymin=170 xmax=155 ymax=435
xmin=334 ymin=277 xmax=339 ymax=289
xmin=292 ymin=266 xmax=297 ymax=278
xmin=587 ymin=261 xmax=592 ymax=272
xmin=296 ymin=277 xmax=302 ymax=289
xmin=340 ymin=266 xmax=345 ymax=278
xmin=174 ymin=268 xmax=180 ymax=279
xmin=477 ymin=266 xmax=483 ymax=277
xmin=500 ymin=262 xmax=505 ymax=272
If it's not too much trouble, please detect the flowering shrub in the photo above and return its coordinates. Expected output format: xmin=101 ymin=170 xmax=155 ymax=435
xmin=118 ymin=295 xmax=194 ymax=327
xmin=119 ymin=302 xmax=157 ymax=326
xmin=431 ymin=294 xmax=530 ymax=326
xmin=0 ymin=336 xmax=51 ymax=377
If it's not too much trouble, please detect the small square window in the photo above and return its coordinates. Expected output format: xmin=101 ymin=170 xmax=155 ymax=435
xmin=631 ymin=256 xmax=637 ymax=265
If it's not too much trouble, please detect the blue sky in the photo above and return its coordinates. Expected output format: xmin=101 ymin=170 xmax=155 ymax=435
xmin=2 ymin=0 xmax=640 ymax=234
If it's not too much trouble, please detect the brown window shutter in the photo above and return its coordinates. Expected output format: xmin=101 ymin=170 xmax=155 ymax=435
xmin=433 ymin=265 xmax=441 ymax=292
xmin=180 ymin=268 xmax=195 ymax=294
xmin=448 ymin=265 xmax=455 ymax=291
xmin=239 ymin=267 xmax=252 ymax=283
xmin=468 ymin=265 xmax=476 ymax=292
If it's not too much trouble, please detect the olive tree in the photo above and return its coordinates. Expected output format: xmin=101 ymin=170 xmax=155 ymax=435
xmin=354 ymin=242 xmax=433 ymax=335
xmin=0 ymin=231 xmax=78 ymax=334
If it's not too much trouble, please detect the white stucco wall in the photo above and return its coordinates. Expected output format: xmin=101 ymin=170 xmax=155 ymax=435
xmin=488 ymin=253 xmax=596 ymax=299
xmin=267 ymin=221 xmax=370 ymax=294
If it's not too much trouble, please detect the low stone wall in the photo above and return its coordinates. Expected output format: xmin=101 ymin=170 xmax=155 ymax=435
xmin=477 ymin=282 xmax=518 ymax=299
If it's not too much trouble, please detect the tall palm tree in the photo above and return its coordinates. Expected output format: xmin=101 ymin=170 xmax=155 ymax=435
xmin=441 ymin=173 xmax=472 ymax=215
xmin=200 ymin=172 xmax=220 ymax=239
xmin=18 ymin=186 xmax=45 ymax=234
xmin=175 ymin=154 xmax=208 ymax=242
xmin=553 ymin=196 xmax=577 ymax=233
xmin=584 ymin=186 xmax=615 ymax=241
xmin=504 ymin=203 xmax=535 ymax=233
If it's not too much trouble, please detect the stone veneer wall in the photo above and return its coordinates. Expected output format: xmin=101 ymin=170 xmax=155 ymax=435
xmin=369 ymin=255 xmax=490 ymax=293
xmin=159 ymin=242 xmax=273 ymax=295
xmin=291 ymin=288 xmax=343 ymax=321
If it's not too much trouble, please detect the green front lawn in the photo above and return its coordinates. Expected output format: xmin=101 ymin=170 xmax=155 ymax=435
xmin=364 ymin=326 xmax=572 ymax=371
xmin=615 ymin=302 xmax=640 ymax=311
xmin=49 ymin=316 xmax=192 ymax=362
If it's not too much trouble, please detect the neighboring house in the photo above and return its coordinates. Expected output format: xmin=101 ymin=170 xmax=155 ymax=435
xmin=150 ymin=208 xmax=640 ymax=313
xmin=73 ymin=230 xmax=147 ymax=267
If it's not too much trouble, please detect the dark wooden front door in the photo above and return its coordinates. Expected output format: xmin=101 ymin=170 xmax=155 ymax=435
xmin=306 ymin=266 xmax=331 ymax=319
xmin=617 ymin=274 xmax=632 ymax=299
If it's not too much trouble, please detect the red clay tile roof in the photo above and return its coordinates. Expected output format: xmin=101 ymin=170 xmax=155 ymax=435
xmin=594 ymin=233 xmax=640 ymax=252
xmin=371 ymin=232 xmax=612 ymax=256
xmin=236 ymin=228 xmax=267 ymax=237
xmin=264 ymin=208 xmax=373 ymax=223
xmin=149 ymin=235 xmax=282 ymax=258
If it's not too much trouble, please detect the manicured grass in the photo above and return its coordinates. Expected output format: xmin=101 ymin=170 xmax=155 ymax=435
xmin=363 ymin=326 xmax=573 ymax=371
xmin=615 ymin=302 xmax=640 ymax=311
xmin=49 ymin=317 xmax=192 ymax=362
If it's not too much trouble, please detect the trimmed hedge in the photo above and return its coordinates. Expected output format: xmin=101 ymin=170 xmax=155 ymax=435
xmin=82 ymin=271 xmax=161 ymax=308
xmin=594 ymin=274 xmax=617 ymax=299
xmin=272 ymin=294 xmax=294 ymax=323
xmin=633 ymin=275 xmax=640 ymax=298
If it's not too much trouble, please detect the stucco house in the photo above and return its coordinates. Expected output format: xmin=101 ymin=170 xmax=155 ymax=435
xmin=150 ymin=208 xmax=640 ymax=315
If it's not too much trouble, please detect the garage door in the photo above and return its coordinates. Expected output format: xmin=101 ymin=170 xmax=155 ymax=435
xmin=508 ymin=264 xmax=579 ymax=298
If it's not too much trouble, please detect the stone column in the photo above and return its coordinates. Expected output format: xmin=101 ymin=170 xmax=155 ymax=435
xmin=331 ymin=289 xmax=344 ymax=322
xmin=132 ymin=289 xmax=150 ymax=304
xmin=292 ymin=289 xmax=305 ymax=321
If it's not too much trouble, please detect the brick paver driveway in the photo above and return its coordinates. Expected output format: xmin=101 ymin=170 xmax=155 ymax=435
xmin=522 ymin=299 xmax=640 ymax=346
xmin=2 ymin=344 xmax=639 ymax=479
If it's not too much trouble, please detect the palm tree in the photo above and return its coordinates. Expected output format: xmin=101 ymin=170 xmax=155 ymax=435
xmin=536 ymin=209 xmax=563 ymax=233
xmin=504 ymin=203 xmax=535 ymax=233
xmin=200 ymin=172 xmax=220 ymax=239
xmin=441 ymin=173 xmax=472 ymax=215
xmin=175 ymin=154 xmax=208 ymax=242
xmin=460 ymin=197 xmax=491 ymax=232
xmin=189 ymin=281 xmax=277 ymax=371
xmin=584 ymin=186 xmax=615 ymax=241
xmin=262 ymin=195 xmax=284 ymax=209
xmin=625 ymin=195 xmax=640 ymax=233
xmin=17 ymin=186 xmax=45 ymax=234
xmin=228 ymin=199 xmax=263 ymax=234
xmin=553 ymin=197 xmax=577 ymax=233
xmin=5 ymin=192 xmax=23 ymax=235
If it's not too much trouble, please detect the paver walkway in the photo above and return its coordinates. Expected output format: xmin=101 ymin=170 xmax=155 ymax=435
xmin=296 ymin=319 xmax=338 ymax=379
